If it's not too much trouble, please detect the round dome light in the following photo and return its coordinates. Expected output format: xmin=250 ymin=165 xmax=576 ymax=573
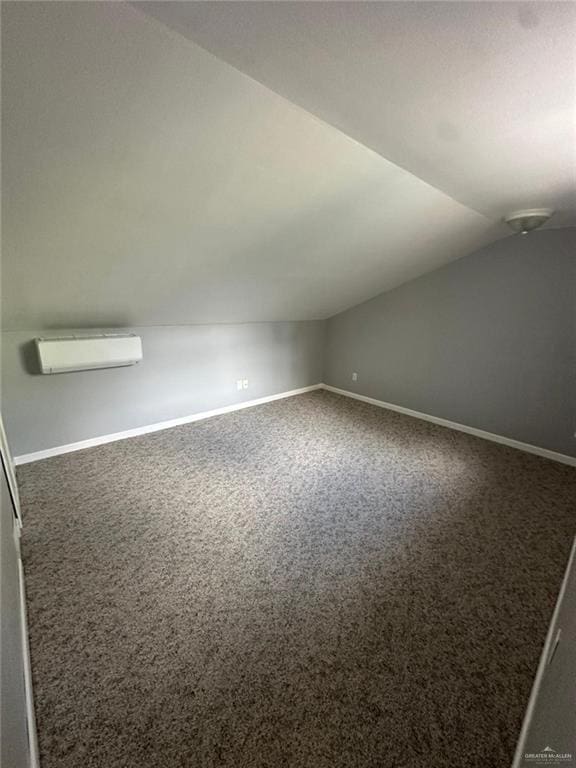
xmin=504 ymin=209 xmax=554 ymax=235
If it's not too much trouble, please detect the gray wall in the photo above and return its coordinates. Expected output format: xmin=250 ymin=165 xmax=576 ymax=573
xmin=2 ymin=322 xmax=324 ymax=456
xmin=324 ymin=228 xmax=576 ymax=457
xmin=3 ymin=231 xmax=574 ymax=458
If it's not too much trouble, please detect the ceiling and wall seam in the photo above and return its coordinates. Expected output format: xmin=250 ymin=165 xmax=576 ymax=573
xmin=129 ymin=1 xmax=491 ymax=222
xmin=134 ymin=1 xmax=576 ymax=224
xmin=3 ymin=2 xmax=572 ymax=330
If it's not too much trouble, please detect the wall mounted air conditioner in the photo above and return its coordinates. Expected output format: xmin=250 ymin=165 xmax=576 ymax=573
xmin=35 ymin=334 xmax=143 ymax=374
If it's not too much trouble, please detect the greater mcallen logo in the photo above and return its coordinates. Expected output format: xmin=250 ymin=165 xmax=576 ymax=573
xmin=524 ymin=746 xmax=573 ymax=764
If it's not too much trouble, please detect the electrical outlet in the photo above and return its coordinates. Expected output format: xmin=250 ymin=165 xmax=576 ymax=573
xmin=236 ymin=379 xmax=243 ymax=391
xmin=243 ymin=379 xmax=249 ymax=389
xmin=352 ymin=372 xmax=358 ymax=382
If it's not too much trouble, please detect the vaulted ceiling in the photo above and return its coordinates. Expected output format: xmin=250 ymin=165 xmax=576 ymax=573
xmin=138 ymin=1 xmax=576 ymax=226
xmin=2 ymin=2 xmax=574 ymax=330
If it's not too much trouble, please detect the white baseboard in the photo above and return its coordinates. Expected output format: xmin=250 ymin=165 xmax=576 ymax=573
xmin=321 ymin=384 xmax=576 ymax=468
xmin=14 ymin=384 xmax=323 ymax=465
xmin=14 ymin=382 xmax=576 ymax=469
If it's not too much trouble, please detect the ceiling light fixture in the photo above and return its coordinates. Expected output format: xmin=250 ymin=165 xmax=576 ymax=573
xmin=504 ymin=209 xmax=554 ymax=235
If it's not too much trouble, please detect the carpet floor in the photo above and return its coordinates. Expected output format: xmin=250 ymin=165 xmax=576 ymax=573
xmin=18 ymin=390 xmax=576 ymax=768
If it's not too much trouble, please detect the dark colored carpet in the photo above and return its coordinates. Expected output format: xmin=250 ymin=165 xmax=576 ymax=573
xmin=18 ymin=390 xmax=576 ymax=768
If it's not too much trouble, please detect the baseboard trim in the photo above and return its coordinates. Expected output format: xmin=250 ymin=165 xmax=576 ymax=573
xmin=14 ymin=382 xmax=576 ymax=469
xmin=14 ymin=384 xmax=323 ymax=465
xmin=320 ymin=384 xmax=576 ymax=468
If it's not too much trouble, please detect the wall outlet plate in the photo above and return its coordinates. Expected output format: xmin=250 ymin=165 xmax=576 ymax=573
xmin=243 ymin=379 xmax=249 ymax=389
xmin=352 ymin=372 xmax=358 ymax=382
xmin=236 ymin=379 xmax=243 ymax=391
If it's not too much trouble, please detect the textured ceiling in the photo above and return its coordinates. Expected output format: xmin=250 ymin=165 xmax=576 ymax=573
xmin=4 ymin=2 xmax=573 ymax=329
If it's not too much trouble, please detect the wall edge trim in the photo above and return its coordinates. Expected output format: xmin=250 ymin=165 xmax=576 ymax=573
xmin=511 ymin=534 xmax=576 ymax=767
xmin=14 ymin=384 xmax=323 ymax=464
xmin=321 ymin=384 xmax=576 ymax=467
xmin=15 ymin=382 xmax=576 ymax=468
xmin=18 ymin=552 xmax=40 ymax=768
